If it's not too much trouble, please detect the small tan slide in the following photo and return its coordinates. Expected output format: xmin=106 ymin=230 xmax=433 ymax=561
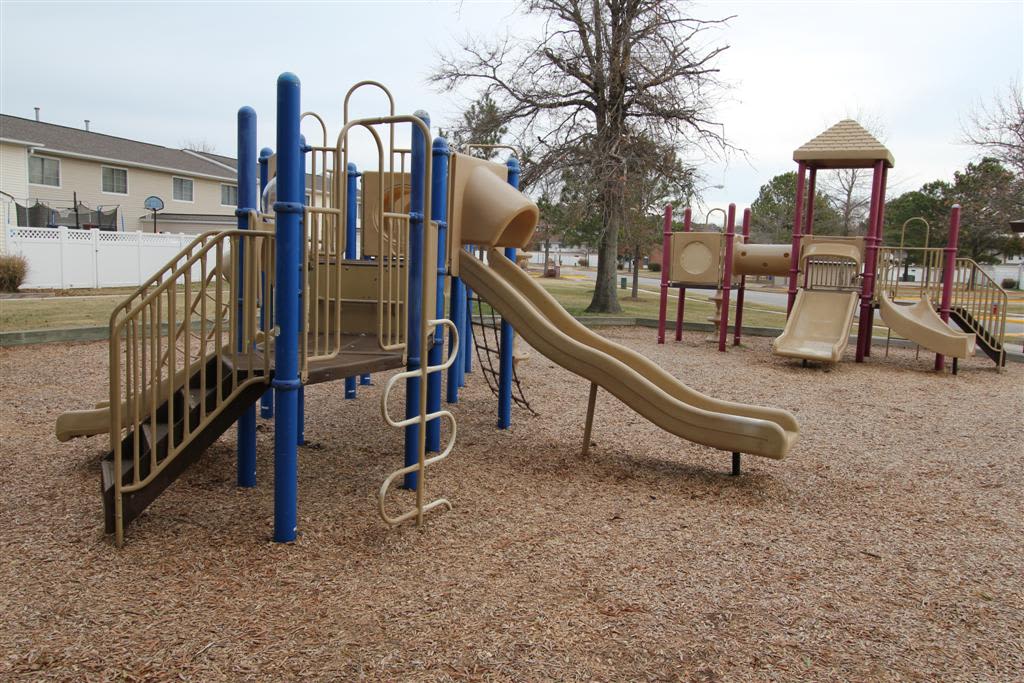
xmin=460 ymin=249 xmax=798 ymax=459
xmin=772 ymin=289 xmax=859 ymax=363
xmin=879 ymin=292 xmax=976 ymax=359
xmin=56 ymin=405 xmax=111 ymax=442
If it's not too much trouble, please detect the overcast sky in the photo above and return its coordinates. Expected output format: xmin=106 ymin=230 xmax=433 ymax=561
xmin=1 ymin=1 xmax=1021 ymax=220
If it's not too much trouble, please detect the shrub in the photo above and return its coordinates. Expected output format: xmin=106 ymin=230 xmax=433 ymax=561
xmin=0 ymin=254 xmax=28 ymax=292
xmin=649 ymin=262 xmax=662 ymax=272
xmin=577 ymin=257 xmax=589 ymax=267
xmin=1000 ymin=277 xmax=1018 ymax=290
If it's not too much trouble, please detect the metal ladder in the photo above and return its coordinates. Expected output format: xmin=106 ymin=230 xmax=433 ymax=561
xmin=378 ymin=318 xmax=459 ymax=525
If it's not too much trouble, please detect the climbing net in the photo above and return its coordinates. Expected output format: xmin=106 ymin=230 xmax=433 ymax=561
xmin=469 ymin=292 xmax=537 ymax=416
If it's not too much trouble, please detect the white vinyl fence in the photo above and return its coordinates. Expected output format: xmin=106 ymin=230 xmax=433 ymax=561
xmin=4 ymin=226 xmax=209 ymax=289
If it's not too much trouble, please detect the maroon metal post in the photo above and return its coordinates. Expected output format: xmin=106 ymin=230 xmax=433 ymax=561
xmin=674 ymin=206 xmax=692 ymax=341
xmin=718 ymin=204 xmax=737 ymax=352
xmin=935 ymin=205 xmax=961 ymax=372
xmin=863 ymin=164 xmax=888 ymax=357
xmin=855 ymin=161 xmax=884 ymax=362
xmin=656 ymin=204 xmax=673 ymax=344
xmin=804 ymin=167 xmax=817 ymax=235
xmin=787 ymin=162 xmax=808 ymax=315
xmin=734 ymin=208 xmax=751 ymax=346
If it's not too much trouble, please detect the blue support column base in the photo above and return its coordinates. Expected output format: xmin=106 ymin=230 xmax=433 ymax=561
xmin=273 ymin=383 xmax=299 ymax=542
xmin=345 ymin=376 xmax=357 ymax=399
xmin=237 ymin=406 xmax=257 ymax=487
xmin=359 ymin=374 xmax=371 ymax=385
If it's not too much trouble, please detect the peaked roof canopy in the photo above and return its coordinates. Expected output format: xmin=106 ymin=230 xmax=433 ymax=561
xmin=793 ymin=119 xmax=894 ymax=169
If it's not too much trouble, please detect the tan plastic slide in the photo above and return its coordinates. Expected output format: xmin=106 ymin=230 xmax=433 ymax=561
xmin=772 ymin=289 xmax=859 ymax=363
xmin=460 ymin=249 xmax=798 ymax=459
xmin=56 ymin=405 xmax=112 ymax=442
xmin=879 ymin=292 xmax=976 ymax=358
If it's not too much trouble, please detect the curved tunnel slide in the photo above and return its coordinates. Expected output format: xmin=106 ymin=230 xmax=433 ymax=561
xmin=459 ymin=249 xmax=799 ymax=460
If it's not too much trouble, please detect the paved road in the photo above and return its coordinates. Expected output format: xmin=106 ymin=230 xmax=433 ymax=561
xmin=558 ymin=266 xmax=1024 ymax=345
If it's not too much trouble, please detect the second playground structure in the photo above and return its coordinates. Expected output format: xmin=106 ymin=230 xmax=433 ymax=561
xmin=55 ymin=74 xmax=799 ymax=546
xmin=657 ymin=120 xmax=1008 ymax=371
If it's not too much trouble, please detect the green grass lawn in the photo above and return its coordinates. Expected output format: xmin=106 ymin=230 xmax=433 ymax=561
xmin=1 ymin=286 xmax=222 ymax=332
xmin=2 ymin=272 xmax=1014 ymax=336
xmin=534 ymin=277 xmax=789 ymax=329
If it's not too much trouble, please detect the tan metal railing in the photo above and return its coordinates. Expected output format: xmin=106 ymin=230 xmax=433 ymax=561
xmin=875 ymin=246 xmax=946 ymax=303
xmin=301 ymin=111 xmax=345 ymax=372
xmin=949 ymin=258 xmax=1008 ymax=358
xmin=342 ymin=81 xmax=411 ymax=355
xmin=109 ymin=226 xmax=275 ymax=545
xmin=804 ymin=256 xmax=861 ymax=291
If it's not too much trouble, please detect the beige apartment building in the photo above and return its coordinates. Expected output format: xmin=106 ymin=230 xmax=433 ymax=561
xmin=1 ymin=114 xmax=242 ymax=235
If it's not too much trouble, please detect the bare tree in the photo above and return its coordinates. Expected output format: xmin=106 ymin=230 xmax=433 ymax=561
xmin=181 ymin=139 xmax=216 ymax=154
xmin=962 ymin=80 xmax=1024 ymax=177
xmin=620 ymin=136 xmax=697 ymax=298
xmin=431 ymin=0 xmax=732 ymax=312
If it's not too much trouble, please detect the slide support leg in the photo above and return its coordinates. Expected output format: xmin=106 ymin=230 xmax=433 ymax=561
xmin=582 ymin=382 xmax=598 ymax=457
xmin=731 ymin=452 xmax=741 ymax=476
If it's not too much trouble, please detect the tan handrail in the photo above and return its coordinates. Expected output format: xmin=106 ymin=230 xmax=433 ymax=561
xmin=950 ymin=258 xmax=1008 ymax=362
xmin=894 ymin=217 xmax=931 ymax=300
xmin=875 ymin=246 xmax=946 ymax=305
xmin=109 ymin=228 xmax=275 ymax=546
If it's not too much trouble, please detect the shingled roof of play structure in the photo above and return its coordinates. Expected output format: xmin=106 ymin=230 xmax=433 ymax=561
xmin=793 ymin=119 xmax=894 ymax=169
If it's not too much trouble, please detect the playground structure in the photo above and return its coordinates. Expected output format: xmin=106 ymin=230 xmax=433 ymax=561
xmin=657 ymin=120 xmax=1008 ymax=371
xmin=54 ymin=73 xmax=800 ymax=546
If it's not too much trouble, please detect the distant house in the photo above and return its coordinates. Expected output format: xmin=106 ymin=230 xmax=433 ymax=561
xmin=1 ymin=114 xmax=240 ymax=234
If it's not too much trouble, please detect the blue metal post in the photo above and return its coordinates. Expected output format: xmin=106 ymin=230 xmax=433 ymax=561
xmin=358 ymin=166 xmax=372 ymax=387
xmin=497 ymin=157 xmax=520 ymax=430
xmin=446 ymin=249 xmax=465 ymax=403
xmin=426 ymin=137 xmax=450 ymax=451
xmin=296 ymin=135 xmax=308 ymax=447
xmin=258 ymin=146 xmax=274 ymax=419
xmin=236 ymin=106 xmax=258 ymax=487
xmin=272 ymin=73 xmax=302 ymax=543
xmin=463 ymin=249 xmax=473 ymax=380
xmin=345 ymin=162 xmax=360 ymax=399
xmin=403 ymin=111 xmax=429 ymax=489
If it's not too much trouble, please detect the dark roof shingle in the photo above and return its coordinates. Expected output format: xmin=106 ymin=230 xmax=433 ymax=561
xmin=0 ymin=114 xmax=235 ymax=179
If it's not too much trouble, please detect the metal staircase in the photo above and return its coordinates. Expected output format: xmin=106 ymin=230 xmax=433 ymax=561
xmin=104 ymin=226 xmax=275 ymax=544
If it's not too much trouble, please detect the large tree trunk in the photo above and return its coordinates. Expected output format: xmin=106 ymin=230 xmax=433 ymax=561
xmin=631 ymin=241 xmax=641 ymax=299
xmin=587 ymin=176 xmax=624 ymax=313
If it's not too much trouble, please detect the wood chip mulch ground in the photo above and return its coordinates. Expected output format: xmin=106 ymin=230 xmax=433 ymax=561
xmin=1 ymin=328 xmax=1021 ymax=681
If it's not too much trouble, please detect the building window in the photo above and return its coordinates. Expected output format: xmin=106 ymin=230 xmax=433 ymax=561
xmin=172 ymin=177 xmax=194 ymax=202
xmin=220 ymin=184 xmax=238 ymax=206
xmin=102 ymin=166 xmax=128 ymax=194
xmin=28 ymin=156 xmax=60 ymax=186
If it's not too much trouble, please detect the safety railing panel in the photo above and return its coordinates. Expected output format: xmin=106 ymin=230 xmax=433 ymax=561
xmin=109 ymin=227 xmax=275 ymax=544
xmin=804 ymin=257 xmax=861 ymax=291
xmin=301 ymin=111 xmax=346 ymax=369
xmin=874 ymin=246 xmax=946 ymax=304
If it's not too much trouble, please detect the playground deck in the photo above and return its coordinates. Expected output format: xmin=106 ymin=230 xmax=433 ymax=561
xmin=1 ymin=329 xmax=1021 ymax=681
